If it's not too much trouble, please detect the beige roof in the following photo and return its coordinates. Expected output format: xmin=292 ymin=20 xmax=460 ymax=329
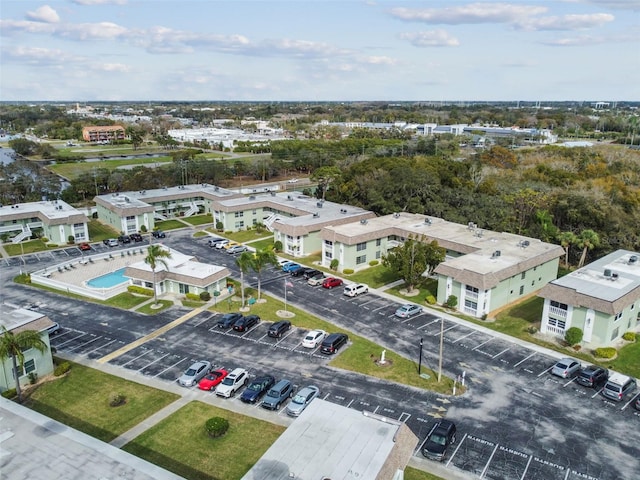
xmin=0 ymin=200 xmax=89 ymax=227
xmin=0 ymin=305 xmax=55 ymax=334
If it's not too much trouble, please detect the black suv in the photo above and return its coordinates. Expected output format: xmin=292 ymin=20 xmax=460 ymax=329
xmin=576 ymin=365 xmax=609 ymax=389
xmin=291 ymin=267 xmax=312 ymax=277
xmin=268 ymin=320 xmax=291 ymax=338
xmin=217 ymin=313 xmax=243 ymax=329
xmin=240 ymin=375 xmax=275 ymax=404
xmin=303 ymin=269 xmax=322 ymax=280
xmin=152 ymin=230 xmax=166 ymax=239
xmin=320 ymin=333 xmax=348 ymax=354
xmin=422 ymin=419 xmax=457 ymax=461
xmin=130 ymin=233 xmax=143 ymax=242
xmin=118 ymin=235 xmax=131 ymax=244
xmin=233 ymin=314 xmax=260 ymax=332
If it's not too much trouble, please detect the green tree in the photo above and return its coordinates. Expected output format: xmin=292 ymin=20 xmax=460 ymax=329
xmin=0 ymin=326 xmax=48 ymax=403
xmin=251 ymin=248 xmax=278 ymax=301
xmin=235 ymin=251 xmax=254 ymax=307
xmin=310 ymin=166 xmax=342 ymax=201
xmin=126 ymin=126 xmax=144 ymax=150
xmin=576 ymin=229 xmax=600 ymax=268
xmin=382 ymin=236 xmax=445 ymax=293
xmin=557 ymin=231 xmax=577 ymax=268
xmin=8 ymin=138 xmax=38 ymax=156
xmin=144 ymin=245 xmax=172 ymax=306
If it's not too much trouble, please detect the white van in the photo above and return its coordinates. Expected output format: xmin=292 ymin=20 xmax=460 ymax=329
xmin=343 ymin=283 xmax=368 ymax=297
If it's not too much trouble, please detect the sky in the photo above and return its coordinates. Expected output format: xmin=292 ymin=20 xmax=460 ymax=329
xmin=1 ymin=0 xmax=639 ymax=102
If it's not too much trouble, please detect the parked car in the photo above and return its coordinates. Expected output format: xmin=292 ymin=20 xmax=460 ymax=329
xmin=395 ymin=304 xmax=422 ymax=318
xmin=79 ymin=242 xmax=91 ymax=251
xmin=240 ymin=375 xmax=275 ymax=404
xmin=422 ymin=419 xmax=457 ymax=461
xmin=302 ymin=329 xmax=327 ymax=349
xmin=286 ymin=385 xmax=320 ymax=417
xmin=217 ymin=312 xmax=243 ymax=329
xmin=104 ymin=238 xmax=119 ymax=247
xmin=291 ymin=267 xmax=312 ymax=277
xmin=602 ymin=373 xmax=637 ymax=402
xmin=282 ymin=262 xmax=301 ymax=273
xmin=268 ymin=320 xmax=292 ymax=338
xmin=344 ymin=283 xmax=368 ymax=297
xmin=233 ymin=314 xmax=260 ymax=332
xmin=43 ymin=321 xmax=60 ymax=336
xmin=118 ymin=235 xmax=131 ymax=244
xmin=214 ymin=239 xmax=230 ymax=249
xmin=322 ymin=277 xmax=343 ymax=289
xmin=152 ymin=230 xmax=166 ymax=238
xmin=303 ymin=269 xmax=322 ymax=280
xmin=227 ymin=244 xmax=248 ymax=254
xmin=307 ymin=274 xmax=326 ymax=286
xmin=223 ymin=241 xmax=240 ymax=250
xmin=635 ymin=395 xmax=640 ymax=411
xmin=551 ymin=358 xmax=581 ymax=379
xmin=215 ymin=368 xmax=248 ymax=397
xmin=129 ymin=233 xmax=143 ymax=242
xmin=207 ymin=237 xmax=225 ymax=247
xmin=576 ymin=365 xmax=609 ymax=389
xmin=177 ymin=360 xmax=212 ymax=387
xmin=261 ymin=379 xmax=294 ymax=410
xmin=320 ymin=333 xmax=348 ymax=354
xmin=198 ymin=368 xmax=228 ymax=391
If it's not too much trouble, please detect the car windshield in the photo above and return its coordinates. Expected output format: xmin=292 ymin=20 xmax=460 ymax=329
xmin=429 ymin=433 xmax=447 ymax=446
xmin=221 ymin=377 xmax=234 ymax=385
xmin=208 ymin=372 xmax=222 ymax=380
xmin=292 ymin=394 xmax=306 ymax=405
xmin=185 ymin=368 xmax=196 ymax=376
xmin=556 ymin=362 xmax=569 ymax=369
xmin=248 ymin=383 xmax=262 ymax=391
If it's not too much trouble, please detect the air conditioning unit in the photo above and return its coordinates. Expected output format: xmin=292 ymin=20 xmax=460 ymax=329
xmin=393 ymin=212 xmax=400 ymax=219
xmin=287 ymin=195 xmax=293 ymax=200
xmin=424 ymin=217 xmax=432 ymax=225
xmin=313 ymin=212 xmax=319 ymax=218
xmin=604 ymin=269 xmax=612 ymax=277
xmin=249 ymin=195 xmax=256 ymax=200
xmin=491 ymin=250 xmax=501 ymax=258
xmin=340 ymin=208 xmax=347 ymax=214
xmin=611 ymin=272 xmax=619 ymax=280
xmin=316 ymin=202 xmax=323 ymax=208
xmin=360 ymin=219 xmax=368 ymax=225
xmin=270 ymin=191 xmax=276 ymax=197
xmin=629 ymin=256 xmax=638 ymax=264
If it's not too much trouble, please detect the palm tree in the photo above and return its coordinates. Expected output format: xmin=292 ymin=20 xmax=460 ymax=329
xmin=144 ymin=245 xmax=172 ymax=307
xmin=557 ymin=231 xmax=577 ymax=268
xmin=235 ymin=251 xmax=254 ymax=307
xmin=0 ymin=326 xmax=48 ymax=403
xmin=577 ymin=229 xmax=600 ymax=268
xmin=251 ymin=247 xmax=279 ymax=301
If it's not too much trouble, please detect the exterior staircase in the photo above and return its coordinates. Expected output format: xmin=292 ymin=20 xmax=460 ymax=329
xmin=12 ymin=225 xmax=32 ymax=243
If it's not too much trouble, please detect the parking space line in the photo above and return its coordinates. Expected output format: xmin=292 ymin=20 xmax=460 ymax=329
xmin=56 ymin=332 xmax=89 ymax=348
xmin=519 ymin=454 xmax=533 ymax=480
xmin=153 ymin=357 xmax=188 ymax=379
xmin=68 ymin=335 xmax=103 ymax=352
xmin=537 ymin=366 xmax=553 ymax=377
xmin=591 ymin=388 xmax=604 ymax=399
xmin=322 ymin=392 xmax=331 ymax=400
xmin=190 ymin=316 xmax=211 ymax=328
xmin=492 ymin=347 xmax=510 ymax=359
xmin=435 ymin=324 xmax=457 ymax=336
xmin=513 ymin=352 xmax=536 ymax=368
xmin=621 ymin=394 xmax=638 ymax=410
xmin=121 ymin=349 xmax=152 ymax=367
xmin=480 ymin=443 xmax=499 ymax=478
xmin=136 ymin=353 xmax=169 ymax=372
xmin=398 ymin=412 xmax=411 ymax=423
xmin=82 ymin=339 xmax=118 ymax=356
xmin=563 ymin=467 xmax=570 ymax=480
xmin=417 ymin=319 xmax=440 ymax=330
xmin=346 ymin=399 xmax=354 ymax=408
xmin=445 ymin=432 xmax=467 ymax=467
xmin=472 ymin=338 xmax=493 ymax=351
xmin=563 ymin=377 xmax=577 ymax=387
xmin=371 ymin=305 xmax=389 ymax=313
xmin=452 ymin=330 xmax=476 ymax=343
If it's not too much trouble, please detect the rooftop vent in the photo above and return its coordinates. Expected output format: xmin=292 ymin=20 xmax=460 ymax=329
xmin=491 ymin=250 xmax=501 ymax=259
xmin=214 ymin=186 xmax=219 ymax=191
xmin=629 ymin=255 xmax=638 ymax=264
xmin=611 ymin=272 xmax=619 ymax=280
xmin=360 ymin=219 xmax=368 ymax=225
xmin=475 ymin=229 xmax=484 ymax=238
xmin=313 ymin=212 xmax=319 ymax=218
xmin=519 ymin=240 xmax=530 ymax=248
xmin=468 ymin=222 xmax=476 ymax=230
xmin=270 ymin=191 xmax=276 ymax=197
xmin=393 ymin=212 xmax=400 ymax=219
xmin=316 ymin=202 xmax=323 ymax=208
xmin=340 ymin=208 xmax=347 ymax=214
xmin=249 ymin=195 xmax=256 ymax=200
xmin=287 ymin=195 xmax=293 ymax=201
xmin=424 ymin=217 xmax=432 ymax=225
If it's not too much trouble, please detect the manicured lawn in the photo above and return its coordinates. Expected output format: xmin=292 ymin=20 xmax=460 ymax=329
xmin=181 ymin=214 xmax=213 ymax=226
xmin=405 ymin=467 xmax=445 ymax=480
xmin=224 ymin=229 xmax=273 ymax=244
xmin=123 ymin=401 xmax=285 ymax=480
xmin=154 ymin=219 xmax=188 ymax=231
xmin=136 ymin=299 xmax=174 ymax=315
xmin=3 ymin=239 xmax=50 ymax=256
xmin=247 ymin=238 xmax=274 ymax=250
xmin=346 ymin=263 xmax=401 ymax=289
xmin=25 ymin=361 xmax=179 ymax=442
xmin=607 ymin=339 xmax=640 ymax=378
xmin=104 ymin=292 xmax=150 ymax=309
xmin=88 ymin=219 xmax=120 ymax=242
xmin=48 ymin=156 xmax=173 ymax=180
xmin=387 ymin=278 xmax=438 ymax=304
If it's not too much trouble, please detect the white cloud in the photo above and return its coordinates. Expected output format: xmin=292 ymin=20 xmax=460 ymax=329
xmin=2 ymin=45 xmax=79 ymax=65
xmin=390 ymin=3 xmax=548 ymax=24
xmin=72 ymin=0 xmax=128 ymax=5
xmin=399 ymin=30 xmax=460 ymax=47
xmin=92 ymin=62 xmax=130 ymax=72
xmin=514 ymin=13 xmax=615 ymax=31
xmin=541 ymin=34 xmax=607 ymax=46
xmin=56 ymin=22 xmax=129 ymax=40
xmin=26 ymin=5 xmax=60 ymax=24
xmin=565 ymin=0 xmax=640 ymax=10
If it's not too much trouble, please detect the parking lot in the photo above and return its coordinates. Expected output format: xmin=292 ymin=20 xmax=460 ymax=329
xmin=6 ymin=230 xmax=640 ymax=480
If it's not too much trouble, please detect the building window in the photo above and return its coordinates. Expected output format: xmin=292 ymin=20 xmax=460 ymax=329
xmin=24 ymin=359 xmax=36 ymax=375
xmin=252 ymin=209 xmax=257 ymax=215
xmin=356 ymin=242 xmax=366 ymax=251
xmin=611 ymin=327 xmax=619 ymax=341
xmin=547 ymin=317 xmax=566 ymax=330
xmin=179 ymin=283 xmax=189 ymax=294
xmin=234 ymin=221 xmax=245 ymax=229
xmin=614 ymin=312 xmax=622 ymax=322
xmin=376 ymin=238 xmax=381 ymax=247
xmin=376 ymin=251 xmax=381 ymax=259
xmin=519 ymin=285 xmax=524 ymax=295
xmin=234 ymin=211 xmax=244 ymax=218
xmin=632 ymin=303 xmax=635 ymax=311
xmin=325 ymin=251 xmax=332 ymax=260
xmin=521 ymin=272 xmax=526 ymax=280
xmin=356 ymin=255 xmax=366 ymax=265
xmin=465 ymin=285 xmax=479 ymax=293
xmin=252 ymin=219 xmax=257 ymax=226
xmin=550 ymin=300 xmax=568 ymax=310
xmin=464 ymin=298 xmax=477 ymax=310
xmin=324 ymin=240 xmax=333 ymax=247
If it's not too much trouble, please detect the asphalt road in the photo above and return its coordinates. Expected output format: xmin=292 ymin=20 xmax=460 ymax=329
xmin=3 ymin=229 xmax=639 ymax=480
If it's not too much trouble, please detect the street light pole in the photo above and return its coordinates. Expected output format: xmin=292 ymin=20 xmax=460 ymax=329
xmin=438 ymin=317 xmax=444 ymax=383
xmin=418 ymin=338 xmax=424 ymax=375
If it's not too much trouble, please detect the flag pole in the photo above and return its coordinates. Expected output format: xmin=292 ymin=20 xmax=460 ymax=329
xmin=284 ymin=278 xmax=288 ymax=312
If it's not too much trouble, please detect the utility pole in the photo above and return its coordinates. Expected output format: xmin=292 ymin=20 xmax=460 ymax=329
xmin=418 ymin=338 xmax=424 ymax=375
xmin=438 ymin=317 xmax=444 ymax=382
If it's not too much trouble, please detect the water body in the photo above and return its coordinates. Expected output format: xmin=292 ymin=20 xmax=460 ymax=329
xmin=87 ymin=268 xmax=128 ymax=288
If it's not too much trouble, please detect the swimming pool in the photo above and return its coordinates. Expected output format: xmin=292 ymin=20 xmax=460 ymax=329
xmin=87 ymin=268 xmax=128 ymax=288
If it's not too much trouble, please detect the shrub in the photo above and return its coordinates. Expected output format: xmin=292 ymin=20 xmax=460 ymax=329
xmin=185 ymin=292 xmax=201 ymax=301
xmin=527 ymin=326 xmax=538 ymax=334
xmin=67 ymin=235 xmax=75 ymax=244
xmin=343 ymin=268 xmax=354 ymax=275
xmin=1 ymin=388 xmax=17 ymax=399
xmin=369 ymin=260 xmax=379 ymax=266
xmin=200 ymin=291 xmax=211 ymax=301
xmin=54 ymin=362 xmax=71 ymax=376
xmin=140 ymin=225 xmax=147 ymax=233
xmin=444 ymin=295 xmax=458 ymax=309
xmin=215 ymin=221 xmax=224 ymax=231
xmin=594 ymin=347 xmax=617 ymax=359
xmin=425 ymin=295 xmax=437 ymax=305
xmin=330 ymin=259 xmax=339 ymax=271
xmin=40 ymin=237 xmax=49 ymax=243
xmin=28 ymin=372 xmax=38 ymax=385
xmin=205 ymin=417 xmax=229 ymax=438
xmin=109 ymin=392 xmax=126 ymax=407
xmin=273 ymin=240 xmax=283 ymax=252
xmin=46 ymin=244 xmax=58 ymax=248
xmin=564 ymin=327 xmax=583 ymax=346
xmin=127 ymin=285 xmax=154 ymax=296
xmin=622 ymin=331 xmax=636 ymax=342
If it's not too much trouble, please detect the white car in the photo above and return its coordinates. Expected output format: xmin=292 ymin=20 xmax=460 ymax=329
xmin=214 ymin=239 xmax=230 ymax=249
xmin=215 ymin=368 xmax=248 ymax=397
xmin=287 ymin=178 xmax=299 ymax=183
xmin=286 ymin=385 xmax=320 ymax=417
xmin=344 ymin=283 xmax=368 ymax=297
xmin=302 ymin=329 xmax=327 ymax=349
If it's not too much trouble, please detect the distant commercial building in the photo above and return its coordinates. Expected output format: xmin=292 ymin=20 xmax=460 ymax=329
xmin=538 ymin=250 xmax=640 ymax=347
xmin=82 ymin=125 xmax=125 ymax=142
xmin=0 ymin=200 xmax=90 ymax=245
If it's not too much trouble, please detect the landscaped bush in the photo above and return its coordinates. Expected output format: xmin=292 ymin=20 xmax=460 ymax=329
xmin=185 ymin=292 xmax=201 ymax=301
xmin=205 ymin=416 xmax=229 ymax=438
xmin=444 ymin=295 xmax=458 ymax=309
xmin=273 ymin=240 xmax=282 ymax=252
xmin=127 ymin=285 xmax=154 ymax=296
xmin=425 ymin=295 xmax=437 ymax=305
xmin=200 ymin=291 xmax=211 ymax=301
xmin=564 ymin=327 xmax=583 ymax=346
xmin=594 ymin=347 xmax=617 ymax=359
xmin=41 ymin=237 xmax=49 ymax=243
xmin=28 ymin=372 xmax=38 ymax=385
xmin=330 ymin=259 xmax=339 ymax=271
xmin=527 ymin=326 xmax=538 ymax=334
xmin=622 ymin=331 xmax=636 ymax=342
xmin=215 ymin=221 xmax=224 ymax=231
xmin=369 ymin=260 xmax=379 ymax=266
xmin=109 ymin=392 xmax=126 ymax=407
xmin=54 ymin=362 xmax=71 ymax=376
xmin=1 ymin=388 xmax=17 ymax=399
xmin=67 ymin=235 xmax=75 ymax=244
xmin=343 ymin=268 xmax=354 ymax=275
xmin=140 ymin=225 xmax=147 ymax=233
xmin=46 ymin=244 xmax=58 ymax=248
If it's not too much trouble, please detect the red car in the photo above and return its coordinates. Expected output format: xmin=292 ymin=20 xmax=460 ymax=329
xmin=79 ymin=242 xmax=91 ymax=251
xmin=198 ymin=368 xmax=228 ymax=391
xmin=322 ymin=277 xmax=343 ymax=289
